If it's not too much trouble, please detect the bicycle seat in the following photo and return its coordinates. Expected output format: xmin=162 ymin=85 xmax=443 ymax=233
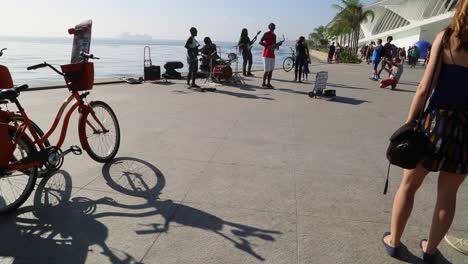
xmin=0 ymin=85 xmax=27 ymax=101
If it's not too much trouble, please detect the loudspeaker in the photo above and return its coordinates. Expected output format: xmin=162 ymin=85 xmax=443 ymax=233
xmin=144 ymin=65 xmax=161 ymax=81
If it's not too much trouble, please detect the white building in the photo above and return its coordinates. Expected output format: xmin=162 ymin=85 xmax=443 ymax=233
xmin=358 ymin=0 xmax=457 ymax=48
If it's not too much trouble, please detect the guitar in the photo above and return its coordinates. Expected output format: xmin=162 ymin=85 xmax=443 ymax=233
xmin=248 ymin=30 xmax=262 ymax=50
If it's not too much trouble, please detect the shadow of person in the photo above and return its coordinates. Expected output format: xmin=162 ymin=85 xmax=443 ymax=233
xmin=215 ymin=89 xmax=274 ymax=100
xmin=102 ymin=157 xmax=282 ymax=261
xmin=0 ymin=170 xmax=141 ymax=264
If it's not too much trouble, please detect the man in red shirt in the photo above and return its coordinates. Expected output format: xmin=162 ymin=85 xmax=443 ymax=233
xmin=260 ymin=23 xmax=282 ymax=89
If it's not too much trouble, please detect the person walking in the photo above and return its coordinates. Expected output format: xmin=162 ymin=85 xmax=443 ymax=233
xmin=370 ymin=39 xmax=383 ymax=81
xmin=185 ymin=27 xmax=200 ymax=88
xmin=294 ymin=36 xmax=308 ymax=82
xmin=382 ymin=1 xmax=468 ymax=263
xmin=259 ymin=23 xmax=283 ymax=89
xmin=378 ymin=36 xmax=394 ymax=79
xmin=238 ymin=28 xmax=258 ymax=76
xmin=328 ymin=42 xmax=336 ymax=64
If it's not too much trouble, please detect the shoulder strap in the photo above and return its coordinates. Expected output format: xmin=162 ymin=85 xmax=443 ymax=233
xmin=416 ymin=31 xmax=445 ymax=125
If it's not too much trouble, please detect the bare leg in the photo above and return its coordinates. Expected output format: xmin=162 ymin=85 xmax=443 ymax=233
xmin=384 ymin=164 xmax=430 ymax=247
xmin=267 ymin=72 xmax=272 ymax=86
xmin=422 ymin=171 xmax=466 ymax=254
xmin=262 ymin=72 xmax=268 ymax=86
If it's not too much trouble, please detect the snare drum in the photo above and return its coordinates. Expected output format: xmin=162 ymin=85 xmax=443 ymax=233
xmin=212 ymin=65 xmax=233 ymax=81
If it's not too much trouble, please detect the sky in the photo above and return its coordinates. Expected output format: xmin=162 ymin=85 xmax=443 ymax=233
xmin=1 ymin=0 xmax=375 ymax=41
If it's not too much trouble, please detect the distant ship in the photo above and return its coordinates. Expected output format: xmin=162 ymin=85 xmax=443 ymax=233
xmin=118 ymin=32 xmax=153 ymax=42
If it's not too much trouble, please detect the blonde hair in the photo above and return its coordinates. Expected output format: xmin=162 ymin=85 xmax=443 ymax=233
xmin=444 ymin=0 xmax=468 ymax=51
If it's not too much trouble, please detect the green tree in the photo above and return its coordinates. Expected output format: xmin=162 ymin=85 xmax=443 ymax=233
xmin=332 ymin=0 xmax=374 ymax=53
xmin=309 ymin=26 xmax=329 ymax=47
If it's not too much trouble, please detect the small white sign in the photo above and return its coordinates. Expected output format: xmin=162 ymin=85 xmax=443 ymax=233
xmin=315 ymin=71 xmax=328 ymax=92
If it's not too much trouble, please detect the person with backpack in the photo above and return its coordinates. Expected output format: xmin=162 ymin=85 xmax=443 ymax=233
xmin=382 ymin=1 xmax=468 ymax=262
xmin=377 ymin=36 xmax=394 ymax=79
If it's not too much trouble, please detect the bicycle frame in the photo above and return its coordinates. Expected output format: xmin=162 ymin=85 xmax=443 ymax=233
xmin=2 ymin=90 xmax=107 ymax=172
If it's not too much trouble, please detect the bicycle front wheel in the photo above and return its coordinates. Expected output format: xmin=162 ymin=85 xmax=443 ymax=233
xmin=283 ymin=57 xmax=294 ymax=72
xmin=79 ymin=101 xmax=120 ymax=163
xmin=0 ymin=129 xmax=38 ymax=214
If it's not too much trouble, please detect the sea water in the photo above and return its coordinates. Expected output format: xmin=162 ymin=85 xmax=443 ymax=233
xmin=0 ymin=36 xmax=292 ymax=85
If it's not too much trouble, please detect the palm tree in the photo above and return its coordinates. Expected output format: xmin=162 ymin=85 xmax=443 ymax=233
xmin=332 ymin=0 xmax=374 ymax=53
xmin=309 ymin=26 xmax=328 ymax=47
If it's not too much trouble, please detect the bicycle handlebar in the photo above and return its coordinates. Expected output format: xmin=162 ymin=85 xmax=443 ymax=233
xmin=27 ymin=63 xmax=48 ymax=71
xmin=80 ymin=52 xmax=99 ymax=60
xmin=27 ymin=62 xmax=64 ymax=76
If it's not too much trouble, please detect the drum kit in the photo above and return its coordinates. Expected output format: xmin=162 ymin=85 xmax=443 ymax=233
xmin=203 ymin=47 xmax=244 ymax=86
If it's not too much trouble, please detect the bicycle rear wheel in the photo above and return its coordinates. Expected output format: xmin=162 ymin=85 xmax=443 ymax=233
xmin=283 ymin=57 xmax=294 ymax=72
xmin=0 ymin=130 xmax=38 ymax=214
xmin=79 ymin=101 xmax=120 ymax=163
xmin=14 ymin=115 xmax=52 ymax=177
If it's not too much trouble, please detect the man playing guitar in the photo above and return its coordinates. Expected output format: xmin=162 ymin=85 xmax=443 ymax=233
xmin=238 ymin=29 xmax=261 ymax=77
xmin=259 ymin=23 xmax=283 ymax=89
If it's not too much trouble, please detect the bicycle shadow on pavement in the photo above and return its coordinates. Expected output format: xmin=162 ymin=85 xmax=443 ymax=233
xmin=101 ymin=157 xmax=282 ymax=261
xmin=0 ymin=170 xmax=141 ymax=264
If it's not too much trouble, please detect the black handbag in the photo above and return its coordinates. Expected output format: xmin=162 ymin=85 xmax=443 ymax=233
xmin=383 ymin=34 xmax=444 ymax=195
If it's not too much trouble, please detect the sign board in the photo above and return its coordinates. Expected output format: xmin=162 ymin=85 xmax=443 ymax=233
xmin=70 ymin=20 xmax=92 ymax=64
xmin=314 ymin=71 xmax=328 ymax=92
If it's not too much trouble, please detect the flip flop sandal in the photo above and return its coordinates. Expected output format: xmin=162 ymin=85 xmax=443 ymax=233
xmin=420 ymin=239 xmax=438 ymax=263
xmin=382 ymin=232 xmax=399 ymax=258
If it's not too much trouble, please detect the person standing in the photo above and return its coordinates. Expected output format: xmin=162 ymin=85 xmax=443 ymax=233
xmin=382 ymin=1 xmax=468 ymax=263
xmin=259 ymin=23 xmax=282 ymax=89
xmin=328 ymin=42 xmax=336 ymax=64
xmin=423 ymin=46 xmax=432 ymax=66
xmin=399 ymin=47 xmax=407 ymax=64
xmin=294 ymin=36 xmax=308 ymax=82
xmin=238 ymin=28 xmax=258 ymax=77
xmin=185 ymin=27 xmax=200 ymax=88
xmin=409 ymin=45 xmax=420 ymax=68
xmin=366 ymin=41 xmax=375 ymax=64
xmin=335 ymin=43 xmax=342 ymax=63
xmin=370 ymin=39 xmax=383 ymax=81
xmin=378 ymin=36 xmax=394 ymax=79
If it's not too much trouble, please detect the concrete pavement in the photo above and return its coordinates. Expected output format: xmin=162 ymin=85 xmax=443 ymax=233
xmin=0 ymin=61 xmax=467 ymax=264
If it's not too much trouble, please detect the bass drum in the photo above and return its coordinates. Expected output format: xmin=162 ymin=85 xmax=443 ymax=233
xmin=212 ymin=65 xmax=232 ymax=82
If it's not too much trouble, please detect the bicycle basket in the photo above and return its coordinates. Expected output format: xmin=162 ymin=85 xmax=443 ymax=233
xmin=61 ymin=62 xmax=94 ymax=91
xmin=0 ymin=122 xmax=13 ymax=167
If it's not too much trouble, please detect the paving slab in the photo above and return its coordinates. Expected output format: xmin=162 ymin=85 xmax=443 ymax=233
xmin=1 ymin=60 xmax=467 ymax=264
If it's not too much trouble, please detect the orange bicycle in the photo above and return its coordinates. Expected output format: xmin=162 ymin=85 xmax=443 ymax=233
xmin=0 ymin=52 xmax=120 ymax=214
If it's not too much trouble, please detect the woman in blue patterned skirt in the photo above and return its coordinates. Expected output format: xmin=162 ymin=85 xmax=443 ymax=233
xmin=382 ymin=1 xmax=468 ymax=263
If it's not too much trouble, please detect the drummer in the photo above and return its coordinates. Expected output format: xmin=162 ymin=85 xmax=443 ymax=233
xmin=200 ymin=37 xmax=219 ymax=72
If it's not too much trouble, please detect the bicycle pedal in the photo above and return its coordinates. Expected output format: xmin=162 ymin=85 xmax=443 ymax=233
xmin=70 ymin=145 xmax=82 ymax=155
